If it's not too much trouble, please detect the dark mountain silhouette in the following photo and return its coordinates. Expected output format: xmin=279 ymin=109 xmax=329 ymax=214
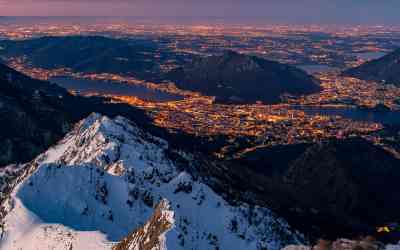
xmin=167 ymin=51 xmax=321 ymax=104
xmin=343 ymin=49 xmax=400 ymax=86
xmin=204 ymin=138 xmax=400 ymax=241
xmin=0 ymin=36 xmax=159 ymax=79
xmin=284 ymin=138 xmax=400 ymax=237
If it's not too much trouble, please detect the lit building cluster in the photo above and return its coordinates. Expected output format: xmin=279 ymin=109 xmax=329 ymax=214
xmin=288 ymin=72 xmax=400 ymax=111
xmin=110 ymin=96 xmax=382 ymax=145
xmin=1 ymin=21 xmax=400 ymax=69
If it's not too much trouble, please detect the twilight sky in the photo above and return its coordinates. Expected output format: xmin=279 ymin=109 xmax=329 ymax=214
xmin=0 ymin=0 xmax=399 ymax=24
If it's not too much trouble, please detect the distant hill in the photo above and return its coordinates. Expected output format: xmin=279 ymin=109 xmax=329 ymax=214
xmin=343 ymin=49 xmax=400 ymax=85
xmin=167 ymin=51 xmax=321 ymax=104
xmin=0 ymin=36 xmax=159 ymax=79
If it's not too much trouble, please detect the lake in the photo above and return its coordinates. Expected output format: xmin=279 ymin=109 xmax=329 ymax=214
xmin=298 ymin=64 xmax=338 ymax=74
xmin=50 ymin=77 xmax=400 ymax=126
xmin=296 ymin=106 xmax=400 ymax=126
xmin=51 ymin=76 xmax=183 ymax=102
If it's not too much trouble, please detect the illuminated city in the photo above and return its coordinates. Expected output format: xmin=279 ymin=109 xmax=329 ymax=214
xmin=0 ymin=4 xmax=400 ymax=250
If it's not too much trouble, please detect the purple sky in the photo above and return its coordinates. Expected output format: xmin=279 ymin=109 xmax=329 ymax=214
xmin=0 ymin=0 xmax=399 ymax=24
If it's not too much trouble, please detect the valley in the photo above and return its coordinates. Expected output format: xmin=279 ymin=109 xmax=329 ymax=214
xmin=0 ymin=17 xmax=399 ymax=250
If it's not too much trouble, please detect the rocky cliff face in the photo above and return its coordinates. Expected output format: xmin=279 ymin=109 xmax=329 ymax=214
xmin=113 ymin=199 xmax=174 ymax=250
xmin=0 ymin=113 xmax=302 ymax=250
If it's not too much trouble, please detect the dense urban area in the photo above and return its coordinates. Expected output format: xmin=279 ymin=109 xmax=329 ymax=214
xmin=1 ymin=20 xmax=399 ymax=145
xmin=1 ymin=16 xmax=400 ymax=250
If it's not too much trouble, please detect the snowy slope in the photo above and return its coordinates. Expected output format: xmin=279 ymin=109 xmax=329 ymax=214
xmin=0 ymin=113 xmax=303 ymax=250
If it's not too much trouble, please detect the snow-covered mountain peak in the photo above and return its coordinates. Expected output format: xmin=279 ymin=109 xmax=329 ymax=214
xmin=0 ymin=114 xmax=303 ymax=250
xmin=75 ymin=113 xmax=146 ymax=145
xmin=42 ymin=112 xmax=173 ymax=178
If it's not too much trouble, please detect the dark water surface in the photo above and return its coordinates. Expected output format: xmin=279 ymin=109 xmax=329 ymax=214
xmin=51 ymin=76 xmax=183 ymax=102
xmin=297 ymin=106 xmax=400 ymax=125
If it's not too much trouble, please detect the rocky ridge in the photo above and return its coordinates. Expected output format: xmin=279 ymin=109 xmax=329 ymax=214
xmin=0 ymin=113 xmax=302 ymax=250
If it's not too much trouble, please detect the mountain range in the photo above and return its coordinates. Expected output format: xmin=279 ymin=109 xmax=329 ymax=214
xmin=0 ymin=36 xmax=161 ymax=79
xmin=167 ymin=50 xmax=321 ymax=104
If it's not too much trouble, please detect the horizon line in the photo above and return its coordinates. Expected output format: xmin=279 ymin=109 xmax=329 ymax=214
xmin=1 ymin=16 xmax=399 ymax=27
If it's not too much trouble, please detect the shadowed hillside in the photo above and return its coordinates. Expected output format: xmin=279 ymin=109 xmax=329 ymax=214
xmin=167 ymin=51 xmax=321 ymax=104
xmin=343 ymin=49 xmax=400 ymax=86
